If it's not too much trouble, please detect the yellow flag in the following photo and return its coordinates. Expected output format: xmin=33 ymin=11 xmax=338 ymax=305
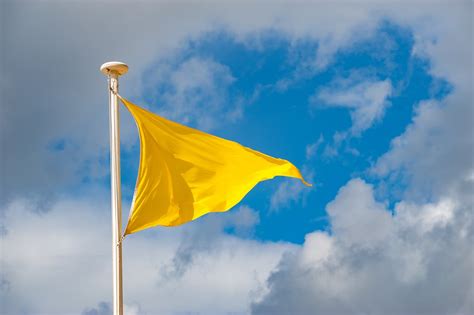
xmin=120 ymin=97 xmax=310 ymax=235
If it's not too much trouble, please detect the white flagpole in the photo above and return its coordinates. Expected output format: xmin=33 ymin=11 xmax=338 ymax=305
xmin=100 ymin=61 xmax=128 ymax=315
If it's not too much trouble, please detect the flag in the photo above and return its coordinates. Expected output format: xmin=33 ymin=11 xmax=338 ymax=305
xmin=120 ymin=97 xmax=311 ymax=235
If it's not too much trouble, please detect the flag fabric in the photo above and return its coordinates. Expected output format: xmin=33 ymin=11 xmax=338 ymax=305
xmin=120 ymin=96 xmax=311 ymax=235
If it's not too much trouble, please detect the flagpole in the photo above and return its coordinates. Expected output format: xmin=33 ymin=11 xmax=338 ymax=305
xmin=100 ymin=61 xmax=128 ymax=315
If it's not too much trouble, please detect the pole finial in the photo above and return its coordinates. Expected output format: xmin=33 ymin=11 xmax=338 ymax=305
xmin=100 ymin=61 xmax=129 ymax=76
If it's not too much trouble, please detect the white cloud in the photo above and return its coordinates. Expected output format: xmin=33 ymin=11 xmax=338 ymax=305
xmin=160 ymin=206 xmax=260 ymax=280
xmin=2 ymin=1 xmax=466 ymax=203
xmin=268 ymin=14 xmax=473 ymax=311
xmin=326 ymin=179 xmax=393 ymax=249
xmin=270 ymin=166 xmax=314 ymax=212
xmin=2 ymin=0 xmax=470 ymax=200
xmin=270 ymin=179 xmax=308 ymax=211
xmin=305 ymin=134 xmax=324 ymax=160
xmin=372 ymin=92 xmax=474 ymax=201
xmin=0 ymin=198 xmax=293 ymax=315
xmin=320 ymin=130 xmax=360 ymax=159
xmin=252 ymin=178 xmax=474 ymax=315
xmin=143 ymin=57 xmax=241 ymax=131
xmin=373 ymin=2 xmax=473 ymax=201
xmin=254 ymin=2 xmax=474 ymax=311
xmin=314 ymin=78 xmax=393 ymax=136
xmin=0 ymin=0 xmax=386 ymax=202
xmin=81 ymin=302 xmax=142 ymax=315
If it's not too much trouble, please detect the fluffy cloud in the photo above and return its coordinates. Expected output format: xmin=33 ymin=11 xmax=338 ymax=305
xmin=3 ymin=0 xmax=463 ymax=203
xmin=270 ymin=179 xmax=309 ymax=211
xmin=2 ymin=1 xmax=469 ymax=202
xmin=254 ymin=5 xmax=473 ymax=309
xmin=270 ymin=165 xmax=314 ymax=212
xmin=142 ymin=57 xmax=242 ymax=131
xmin=252 ymin=179 xmax=474 ymax=315
xmin=369 ymin=3 xmax=473 ymax=202
xmin=0 ymin=0 xmax=380 ymax=203
xmin=82 ymin=302 xmax=141 ymax=315
xmin=372 ymin=91 xmax=474 ymax=201
xmin=314 ymin=78 xmax=393 ymax=136
xmin=254 ymin=3 xmax=473 ymax=312
xmin=0 ymin=198 xmax=293 ymax=315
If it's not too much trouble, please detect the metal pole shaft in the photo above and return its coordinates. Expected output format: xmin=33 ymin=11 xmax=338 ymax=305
xmin=109 ymin=73 xmax=123 ymax=315
xmin=100 ymin=61 xmax=128 ymax=315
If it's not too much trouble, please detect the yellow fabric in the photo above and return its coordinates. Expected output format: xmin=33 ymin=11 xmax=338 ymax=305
xmin=120 ymin=97 xmax=311 ymax=235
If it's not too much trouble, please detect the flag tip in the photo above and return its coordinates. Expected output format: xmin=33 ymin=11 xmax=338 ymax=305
xmin=302 ymin=179 xmax=313 ymax=187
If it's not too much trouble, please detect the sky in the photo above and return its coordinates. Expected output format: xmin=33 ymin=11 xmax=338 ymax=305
xmin=1 ymin=1 xmax=473 ymax=315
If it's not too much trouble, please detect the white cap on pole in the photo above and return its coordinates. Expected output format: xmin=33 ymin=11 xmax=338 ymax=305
xmin=100 ymin=61 xmax=129 ymax=76
xmin=100 ymin=61 xmax=128 ymax=315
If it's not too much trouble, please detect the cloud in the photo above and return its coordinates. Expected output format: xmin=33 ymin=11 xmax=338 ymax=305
xmin=81 ymin=302 xmax=141 ymax=315
xmin=326 ymin=178 xmax=393 ymax=249
xmin=372 ymin=92 xmax=474 ymax=201
xmin=270 ymin=180 xmax=305 ymax=212
xmin=309 ymin=75 xmax=392 ymax=159
xmin=142 ymin=57 xmax=241 ymax=131
xmin=160 ymin=206 xmax=260 ymax=280
xmin=255 ymin=6 xmax=474 ymax=308
xmin=305 ymin=134 xmax=324 ymax=160
xmin=2 ymin=0 xmax=462 ymax=204
xmin=252 ymin=178 xmax=474 ymax=315
xmin=320 ymin=131 xmax=357 ymax=159
xmin=313 ymin=77 xmax=393 ymax=136
xmin=81 ymin=302 xmax=111 ymax=315
xmin=270 ymin=166 xmax=314 ymax=212
xmin=0 ymin=0 xmax=385 ymax=203
xmin=254 ymin=4 xmax=473 ymax=313
xmin=0 ymin=198 xmax=293 ymax=315
xmin=270 ymin=179 xmax=310 ymax=212
xmin=1 ymin=1 xmax=469 ymax=204
xmin=375 ymin=2 xmax=473 ymax=201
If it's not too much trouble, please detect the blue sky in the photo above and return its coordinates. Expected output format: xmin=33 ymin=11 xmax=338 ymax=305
xmin=1 ymin=2 xmax=472 ymax=315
